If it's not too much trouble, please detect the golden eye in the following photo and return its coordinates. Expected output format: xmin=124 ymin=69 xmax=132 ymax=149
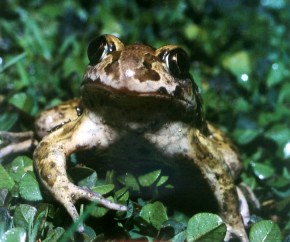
xmin=87 ymin=35 xmax=123 ymax=65
xmin=161 ymin=48 xmax=190 ymax=78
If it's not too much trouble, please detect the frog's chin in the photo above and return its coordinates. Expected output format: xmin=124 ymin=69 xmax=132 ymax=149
xmin=80 ymin=81 xmax=196 ymax=115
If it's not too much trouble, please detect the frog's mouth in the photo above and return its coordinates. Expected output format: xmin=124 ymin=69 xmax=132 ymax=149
xmin=80 ymin=77 xmax=197 ymax=113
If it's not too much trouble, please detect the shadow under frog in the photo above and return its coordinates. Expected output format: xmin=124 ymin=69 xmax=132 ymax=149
xmin=76 ymin=130 xmax=218 ymax=215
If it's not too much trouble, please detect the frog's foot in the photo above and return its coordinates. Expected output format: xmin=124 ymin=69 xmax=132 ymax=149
xmin=224 ymin=225 xmax=249 ymax=242
xmin=0 ymin=131 xmax=37 ymax=159
xmin=51 ymin=182 xmax=127 ymax=232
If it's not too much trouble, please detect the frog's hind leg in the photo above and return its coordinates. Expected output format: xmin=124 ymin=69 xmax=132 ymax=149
xmin=190 ymin=129 xmax=249 ymax=242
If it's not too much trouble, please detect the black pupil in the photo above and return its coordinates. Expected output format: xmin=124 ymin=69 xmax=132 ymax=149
xmin=87 ymin=36 xmax=110 ymax=65
xmin=167 ymin=49 xmax=189 ymax=77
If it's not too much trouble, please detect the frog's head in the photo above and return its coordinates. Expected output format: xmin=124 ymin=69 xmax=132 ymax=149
xmin=81 ymin=35 xmax=203 ymax=122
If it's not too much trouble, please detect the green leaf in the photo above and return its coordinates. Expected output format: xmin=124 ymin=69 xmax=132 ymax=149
xmin=0 ymin=113 xmax=18 ymax=131
xmin=159 ymin=220 xmax=186 ymax=241
xmin=1 ymin=227 xmax=27 ymax=242
xmin=156 ymin=175 xmax=169 ymax=187
xmin=0 ymin=207 xmax=12 ymax=232
xmin=249 ymin=220 xmax=282 ymax=242
xmin=222 ymin=51 xmax=251 ymax=79
xmin=186 ymin=213 xmax=226 ymax=242
xmin=275 ymin=196 xmax=290 ymax=212
xmin=42 ymin=227 xmax=65 ymax=242
xmin=8 ymin=92 xmax=33 ymax=113
xmin=81 ymin=225 xmax=97 ymax=241
xmin=78 ymin=171 xmax=97 ymax=188
xmin=0 ymin=165 xmax=15 ymax=190
xmin=138 ymin=169 xmax=161 ymax=187
xmin=140 ymin=201 xmax=168 ymax=230
xmin=122 ymin=173 xmax=140 ymax=191
xmin=30 ymin=206 xmax=48 ymax=242
xmin=184 ymin=24 xmax=203 ymax=40
xmin=19 ymin=171 xmax=43 ymax=201
xmin=251 ymin=162 xmax=274 ymax=180
xmin=0 ymin=52 xmax=27 ymax=72
xmin=266 ymin=62 xmax=287 ymax=87
xmin=8 ymin=156 xmax=33 ymax=182
xmin=278 ymin=82 xmax=290 ymax=103
xmin=233 ymin=128 xmax=262 ymax=144
xmin=91 ymin=184 xmax=115 ymax=195
xmin=89 ymin=198 xmax=112 ymax=218
xmin=265 ymin=124 xmax=290 ymax=147
xmin=115 ymin=187 xmax=129 ymax=203
xmin=69 ymin=167 xmax=97 ymax=189
xmin=14 ymin=204 xmax=36 ymax=230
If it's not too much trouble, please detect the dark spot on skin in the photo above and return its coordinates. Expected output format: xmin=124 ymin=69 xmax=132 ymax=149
xmin=76 ymin=144 xmax=87 ymax=150
xmin=143 ymin=60 xmax=151 ymax=69
xmin=197 ymin=153 xmax=206 ymax=160
xmin=157 ymin=86 xmax=168 ymax=95
xmin=60 ymin=185 xmax=68 ymax=191
xmin=132 ymin=52 xmax=160 ymax=82
xmin=192 ymin=137 xmax=199 ymax=144
xmin=143 ymin=53 xmax=157 ymax=68
xmin=38 ymin=141 xmax=49 ymax=149
xmin=134 ymin=68 xmax=160 ymax=82
xmin=215 ymin=173 xmax=221 ymax=180
xmin=40 ymin=168 xmax=56 ymax=187
xmin=50 ymin=162 xmax=56 ymax=169
xmin=104 ymin=51 xmax=121 ymax=80
xmin=173 ymin=85 xmax=183 ymax=98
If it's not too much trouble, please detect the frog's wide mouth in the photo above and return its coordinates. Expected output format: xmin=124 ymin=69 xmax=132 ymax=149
xmin=80 ymin=77 xmax=196 ymax=111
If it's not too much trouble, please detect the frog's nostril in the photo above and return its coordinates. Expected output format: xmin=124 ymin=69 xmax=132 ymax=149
xmin=173 ymin=85 xmax=183 ymax=98
xmin=157 ymin=86 xmax=168 ymax=95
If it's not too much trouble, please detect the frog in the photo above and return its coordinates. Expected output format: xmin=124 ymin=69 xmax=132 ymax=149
xmin=0 ymin=34 xmax=257 ymax=241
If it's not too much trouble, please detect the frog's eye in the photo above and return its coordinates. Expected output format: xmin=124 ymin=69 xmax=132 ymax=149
xmin=87 ymin=35 xmax=123 ymax=65
xmin=159 ymin=47 xmax=190 ymax=78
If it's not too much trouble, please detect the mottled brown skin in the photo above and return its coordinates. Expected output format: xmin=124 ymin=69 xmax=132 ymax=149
xmin=1 ymin=35 xmax=251 ymax=241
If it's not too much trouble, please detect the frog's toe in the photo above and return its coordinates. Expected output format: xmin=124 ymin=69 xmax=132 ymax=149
xmin=0 ymin=131 xmax=37 ymax=159
xmin=75 ymin=186 xmax=128 ymax=211
xmin=62 ymin=199 xmax=85 ymax=232
xmin=225 ymin=226 xmax=249 ymax=242
xmin=52 ymin=183 xmax=127 ymax=232
xmin=237 ymin=187 xmax=250 ymax=227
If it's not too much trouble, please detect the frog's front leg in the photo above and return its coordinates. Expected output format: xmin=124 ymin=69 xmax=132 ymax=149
xmin=191 ymin=129 xmax=248 ymax=242
xmin=33 ymin=114 xmax=127 ymax=232
xmin=0 ymin=131 xmax=37 ymax=159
